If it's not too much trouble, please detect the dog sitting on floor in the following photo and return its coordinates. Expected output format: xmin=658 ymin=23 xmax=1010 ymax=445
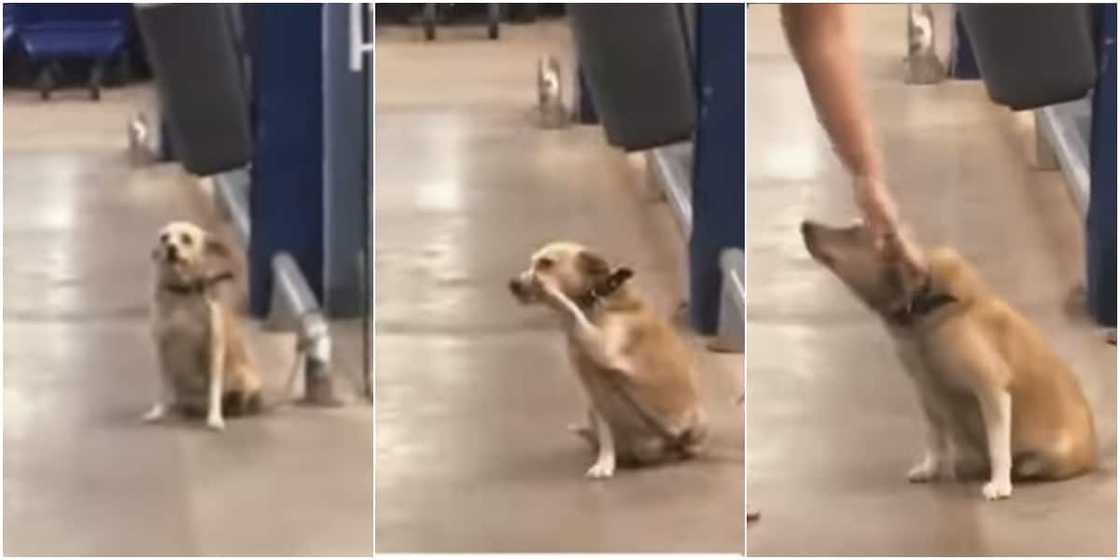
xmin=802 ymin=220 xmax=1097 ymax=500
xmin=509 ymin=241 xmax=707 ymax=478
xmin=145 ymin=221 xmax=263 ymax=431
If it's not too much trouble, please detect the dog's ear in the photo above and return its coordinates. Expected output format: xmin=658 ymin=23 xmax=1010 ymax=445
xmin=600 ymin=266 xmax=634 ymax=293
xmin=204 ymin=235 xmax=233 ymax=259
xmin=150 ymin=247 xmax=161 ymax=262
xmin=577 ymin=250 xmax=611 ymax=279
xmin=611 ymin=267 xmax=634 ymax=284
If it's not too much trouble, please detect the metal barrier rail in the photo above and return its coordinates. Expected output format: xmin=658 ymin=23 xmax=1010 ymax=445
xmin=1036 ymin=98 xmax=1092 ymax=217
xmin=646 ymin=143 xmax=744 ymax=352
xmin=647 ymin=142 xmax=693 ymax=236
xmin=214 ymin=167 xmax=341 ymax=406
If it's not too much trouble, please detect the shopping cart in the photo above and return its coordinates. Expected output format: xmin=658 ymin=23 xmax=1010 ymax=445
xmin=420 ymin=4 xmax=501 ymax=41
xmin=8 ymin=4 xmax=132 ymax=100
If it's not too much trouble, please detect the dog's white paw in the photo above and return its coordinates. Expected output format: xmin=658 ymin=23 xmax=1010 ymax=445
xmin=585 ymin=460 xmax=615 ymax=479
xmin=206 ymin=417 xmax=226 ymax=432
xmin=981 ymin=478 xmax=1012 ymax=500
xmin=567 ymin=422 xmax=594 ymax=439
xmin=906 ymin=456 xmax=943 ymax=483
xmin=141 ymin=404 xmax=167 ymax=423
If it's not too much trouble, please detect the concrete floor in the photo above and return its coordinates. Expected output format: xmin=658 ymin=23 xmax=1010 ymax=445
xmin=374 ymin=22 xmax=743 ymax=553
xmin=745 ymin=5 xmax=1116 ymax=556
xmin=3 ymin=86 xmax=372 ymax=555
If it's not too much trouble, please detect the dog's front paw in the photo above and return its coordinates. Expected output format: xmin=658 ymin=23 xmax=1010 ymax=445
xmin=981 ymin=478 xmax=1012 ymax=501
xmin=585 ymin=459 xmax=615 ymax=479
xmin=206 ymin=416 xmax=226 ymax=431
xmin=141 ymin=403 xmax=167 ymax=423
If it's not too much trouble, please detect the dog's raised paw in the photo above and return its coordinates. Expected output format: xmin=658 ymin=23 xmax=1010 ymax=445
xmin=982 ymin=479 xmax=1012 ymax=500
xmin=206 ymin=417 xmax=226 ymax=432
xmin=585 ymin=460 xmax=615 ymax=479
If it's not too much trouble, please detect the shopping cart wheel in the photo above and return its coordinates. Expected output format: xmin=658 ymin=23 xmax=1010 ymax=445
xmin=89 ymin=61 xmax=105 ymax=101
xmin=36 ymin=65 xmax=55 ymax=100
xmin=487 ymin=4 xmax=500 ymax=39
xmin=423 ymin=4 xmax=436 ymax=41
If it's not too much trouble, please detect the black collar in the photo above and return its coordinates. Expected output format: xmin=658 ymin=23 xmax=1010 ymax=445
xmin=574 ymin=268 xmax=634 ymax=310
xmin=886 ymin=277 xmax=957 ymax=327
xmin=161 ymin=271 xmax=235 ymax=295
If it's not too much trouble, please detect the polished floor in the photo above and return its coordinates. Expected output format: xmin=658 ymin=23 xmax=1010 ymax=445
xmin=374 ymin=22 xmax=744 ymax=553
xmin=745 ymin=5 xmax=1116 ymax=555
xmin=3 ymin=86 xmax=372 ymax=555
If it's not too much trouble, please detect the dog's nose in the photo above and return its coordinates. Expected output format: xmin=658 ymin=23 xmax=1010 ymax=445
xmin=167 ymin=245 xmax=179 ymax=261
xmin=800 ymin=221 xmax=816 ymax=239
xmin=508 ymin=278 xmax=523 ymax=296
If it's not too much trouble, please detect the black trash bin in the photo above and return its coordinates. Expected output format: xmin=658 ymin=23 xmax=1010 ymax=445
xmin=959 ymin=4 xmax=1097 ymax=110
xmin=568 ymin=4 xmax=696 ymax=151
xmin=135 ymin=4 xmax=251 ymax=175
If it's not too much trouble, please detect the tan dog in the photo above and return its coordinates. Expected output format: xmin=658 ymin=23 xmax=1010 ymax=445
xmin=146 ymin=221 xmax=263 ymax=431
xmin=509 ymin=241 xmax=707 ymax=478
xmin=801 ymin=220 xmax=1097 ymax=500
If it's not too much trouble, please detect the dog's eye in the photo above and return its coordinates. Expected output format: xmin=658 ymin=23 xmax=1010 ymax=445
xmin=536 ymin=257 xmax=554 ymax=270
xmin=180 ymin=233 xmax=192 ymax=246
xmin=159 ymin=233 xmax=169 ymax=243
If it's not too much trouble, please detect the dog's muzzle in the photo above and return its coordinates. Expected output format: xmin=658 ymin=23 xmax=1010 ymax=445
xmin=508 ymin=272 xmax=538 ymax=304
xmin=800 ymin=221 xmax=833 ymax=266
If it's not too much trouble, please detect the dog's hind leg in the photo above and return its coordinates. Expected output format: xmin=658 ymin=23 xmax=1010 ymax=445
xmin=144 ymin=347 xmax=176 ymax=423
xmin=907 ymin=399 xmax=955 ymax=482
xmin=142 ymin=376 xmax=174 ymax=422
xmin=568 ymin=408 xmax=599 ymax=452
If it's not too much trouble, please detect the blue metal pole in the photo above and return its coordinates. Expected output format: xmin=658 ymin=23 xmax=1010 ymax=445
xmin=321 ymin=3 xmax=369 ymax=317
xmin=247 ymin=4 xmax=325 ymax=317
xmin=1088 ymin=3 xmax=1116 ymax=326
xmin=690 ymin=3 xmax=745 ymax=334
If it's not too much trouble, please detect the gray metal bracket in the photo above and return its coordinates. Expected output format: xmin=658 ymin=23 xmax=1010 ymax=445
xmin=267 ymin=253 xmax=342 ymax=407
xmin=712 ymin=248 xmax=745 ymax=353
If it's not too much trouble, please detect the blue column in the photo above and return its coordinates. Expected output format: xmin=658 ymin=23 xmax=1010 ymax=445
xmin=1088 ymin=4 xmax=1116 ymax=326
xmin=248 ymin=4 xmax=325 ymax=317
xmin=690 ymin=4 xmax=745 ymax=334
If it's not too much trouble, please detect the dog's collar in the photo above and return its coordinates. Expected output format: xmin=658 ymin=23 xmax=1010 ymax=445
xmin=886 ymin=277 xmax=956 ymax=327
xmin=161 ymin=271 xmax=235 ymax=295
xmin=574 ymin=268 xmax=633 ymax=309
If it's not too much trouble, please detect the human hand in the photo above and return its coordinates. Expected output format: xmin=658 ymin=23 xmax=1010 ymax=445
xmin=853 ymin=176 xmax=925 ymax=272
xmin=852 ymin=175 xmax=900 ymax=243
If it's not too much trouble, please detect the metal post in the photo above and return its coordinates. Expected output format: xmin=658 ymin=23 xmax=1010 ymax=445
xmin=1088 ymin=3 xmax=1117 ymax=326
xmin=690 ymin=4 xmax=745 ymax=334
xmin=248 ymin=4 xmax=325 ymax=317
xmin=323 ymin=3 xmax=369 ymax=317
